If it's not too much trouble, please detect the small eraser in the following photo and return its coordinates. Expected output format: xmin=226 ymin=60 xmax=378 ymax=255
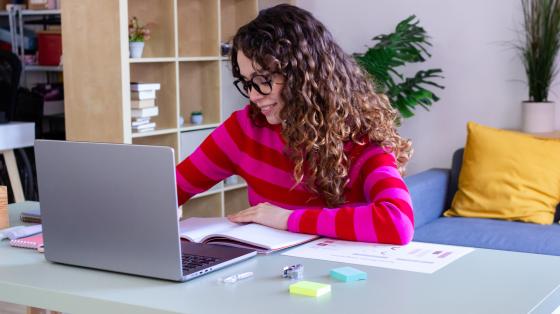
xmin=289 ymin=281 xmax=331 ymax=297
xmin=330 ymin=266 xmax=367 ymax=282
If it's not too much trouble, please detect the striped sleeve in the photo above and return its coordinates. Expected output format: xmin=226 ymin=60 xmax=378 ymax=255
xmin=176 ymin=115 xmax=240 ymax=206
xmin=286 ymin=150 xmax=414 ymax=245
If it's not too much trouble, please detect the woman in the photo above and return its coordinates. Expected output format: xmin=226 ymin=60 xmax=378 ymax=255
xmin=176 ymin=4 xmax=414 ymax=244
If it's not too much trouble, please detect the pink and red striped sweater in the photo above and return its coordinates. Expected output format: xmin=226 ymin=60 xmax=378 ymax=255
xmin=176 ymin=106 xmax=414 ymax=245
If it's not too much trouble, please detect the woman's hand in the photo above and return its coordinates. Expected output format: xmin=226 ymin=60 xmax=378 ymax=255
xmin=227 ymin=202 xmax=292 ymax=230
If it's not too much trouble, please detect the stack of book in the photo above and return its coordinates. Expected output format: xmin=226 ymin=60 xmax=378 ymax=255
xmin=131 ymin=82 xmax=160 ymax=133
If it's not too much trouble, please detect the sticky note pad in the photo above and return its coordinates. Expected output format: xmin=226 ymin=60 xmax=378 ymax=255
xmin=289 ymin=281 xmax=331 ymax=297
xmin=330 ymin=266 xmax=367 ymax=282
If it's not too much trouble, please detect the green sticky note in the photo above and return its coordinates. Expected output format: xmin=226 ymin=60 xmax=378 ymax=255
xmin=289 ymin=281 xmax=331 ymax=297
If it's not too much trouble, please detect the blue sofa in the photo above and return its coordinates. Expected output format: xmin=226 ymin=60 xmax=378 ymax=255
xmin=404 ymin=149 xmax=560 ymax=256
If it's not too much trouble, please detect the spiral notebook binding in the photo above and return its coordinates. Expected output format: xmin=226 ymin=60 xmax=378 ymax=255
xmin=9 ymin=233 xmax=44 ymax=249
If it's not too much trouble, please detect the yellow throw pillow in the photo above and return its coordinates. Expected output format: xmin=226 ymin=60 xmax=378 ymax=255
xmin=444 ymin=122 xmax=560 ymax=224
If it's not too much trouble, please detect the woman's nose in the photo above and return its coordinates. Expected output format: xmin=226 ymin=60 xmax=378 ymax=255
xmin=248 ymin=87 xmax=264 ymax=102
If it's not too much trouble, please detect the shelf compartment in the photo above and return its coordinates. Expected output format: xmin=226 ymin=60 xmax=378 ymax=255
xmin=179 ymin=60 xmax=220 ymax=126
xmin=220 ymin=0 xmax=257 ymax=44
xmin=182 ymin=193 xmax=222 ymax=218
xmin=180 ymin=128 xmax=215 ymax=160
xmin=128 ymin=0 xmax=175 ymax=58
xmin=177 ymin=0 xmax=219 ymax=57
xmin=132 ymin=132 xmax=179 ymax=161
xmin=221 ymin=59 xmax=247 ymax=121
xmin=130 ymin=62 xmax=178 ymax=130
xmin=224 ymin=187 xmax=249 ymax=216
xmin=190 ymin=182 xmax=224 ymax=199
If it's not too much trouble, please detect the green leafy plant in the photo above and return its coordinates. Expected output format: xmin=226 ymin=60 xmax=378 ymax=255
xmin=517 ymin=0 xmax=560 ymax=102
xmin=354 ymin=15 xmax=444 ymax=118
xmin=128 ymin=17 xmax=151 ymax=42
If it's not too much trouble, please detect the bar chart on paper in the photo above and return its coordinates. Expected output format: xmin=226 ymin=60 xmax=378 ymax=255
xmin=283 ymin=239 xmax=475 ymax=273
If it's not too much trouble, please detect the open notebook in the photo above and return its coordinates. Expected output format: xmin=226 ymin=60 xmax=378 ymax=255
xmin=179 ymin=217 xmax=319 ymax=254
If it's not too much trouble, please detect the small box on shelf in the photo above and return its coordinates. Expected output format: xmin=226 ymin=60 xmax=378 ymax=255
xmin=37 ymin=31 xmax=62 ymax=66
xmin=0 ymin=186 xmax=8 ymax=229
xmin=28 ymin=0 xmax=56 ymax=10
xmin=0 ymin=0 xmax=10 ymax=10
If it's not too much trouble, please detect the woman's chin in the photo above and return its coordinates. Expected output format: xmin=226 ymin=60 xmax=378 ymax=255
xmin=265 ymin=116 xmax=282 ymax=125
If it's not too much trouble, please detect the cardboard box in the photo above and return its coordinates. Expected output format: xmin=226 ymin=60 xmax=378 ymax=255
xmin=28 ymin=0 xmax=56 ymax=10
xmin=0 ymin=0 xmax=10 ymax=10
xmin=0 ymin=186 xmax=8 ymax=229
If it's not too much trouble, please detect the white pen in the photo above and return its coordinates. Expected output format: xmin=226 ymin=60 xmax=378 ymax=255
xmin=220 ymin=271 xmax=254 ymax=283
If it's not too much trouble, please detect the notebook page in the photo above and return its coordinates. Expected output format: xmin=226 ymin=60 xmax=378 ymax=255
xmin=179 ymin=217 xmax=239 ymax=242
xmin=219 ymin=224 xmax=318 ymax=251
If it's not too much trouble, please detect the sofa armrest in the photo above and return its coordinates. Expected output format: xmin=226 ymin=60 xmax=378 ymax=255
xmin=404 ymin=168 xmax=451 ymax=229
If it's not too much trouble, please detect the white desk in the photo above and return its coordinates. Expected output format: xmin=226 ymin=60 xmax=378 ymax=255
xmin=0 ymin=122 xmax=34 ymax=202
xmin=2 ymin=202 xmax=560 ymax=314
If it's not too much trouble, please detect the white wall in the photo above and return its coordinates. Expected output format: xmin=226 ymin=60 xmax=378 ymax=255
xmin=297 ymin=0 xmax=560 ymax=175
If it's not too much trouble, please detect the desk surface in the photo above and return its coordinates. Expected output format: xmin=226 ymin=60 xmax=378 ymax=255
xmin=1 ymin=202 xmax=560 ymax=314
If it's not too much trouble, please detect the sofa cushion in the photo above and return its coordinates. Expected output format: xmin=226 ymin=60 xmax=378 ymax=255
xmin=444 ymin=122 xmax=560 ymax=224
xmin=414 ymin=217 xmax=560 ymax=256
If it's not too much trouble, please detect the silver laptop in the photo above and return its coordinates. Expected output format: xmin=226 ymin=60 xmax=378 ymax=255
xmin=35 ymin=140 xmax=256 ymax=282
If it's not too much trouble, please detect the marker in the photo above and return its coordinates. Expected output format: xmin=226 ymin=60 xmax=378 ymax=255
xmin=219 ymin=271 xmax=254 ymax=283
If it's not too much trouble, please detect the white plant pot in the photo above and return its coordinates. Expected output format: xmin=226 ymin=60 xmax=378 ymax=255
xmin=191 ymin=114 xmax=203 ymax=125
xmin=129 ymin=42 xmax=144 ymax=58
xmin=522 ymin=101 xmax=556 ymax=133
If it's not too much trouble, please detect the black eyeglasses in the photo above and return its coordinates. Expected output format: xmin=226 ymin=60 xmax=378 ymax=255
xmin=233 ymin=75 xmax=274 ymax=98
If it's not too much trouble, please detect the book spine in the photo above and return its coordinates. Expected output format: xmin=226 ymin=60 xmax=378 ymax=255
xmin=130 ymin=83 xmax=161 ymax=91
xmin=131 ymin=91 xmax=156 ymax=100
xmin=20 ymin=217 xmax=42 ymax=224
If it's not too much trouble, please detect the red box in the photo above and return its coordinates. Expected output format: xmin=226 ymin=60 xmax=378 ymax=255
xmin=0 ymin=41 xmax=11 ymax=52
xmin=37 ymin=31 xmax=62 ymax=66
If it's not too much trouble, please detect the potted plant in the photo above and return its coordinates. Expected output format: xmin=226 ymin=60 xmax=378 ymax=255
xmin=128 ymin=16 xmax=151 ymax=58
xmin=518 ymin=0 xmax=560 ymax=133
xmin=190 ymin=111 xmax=203 ymax=125
xmin=354 ymin=15 xmax=444 ymax=120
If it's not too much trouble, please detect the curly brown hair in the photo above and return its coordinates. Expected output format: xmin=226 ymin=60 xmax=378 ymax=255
xmin=231 ymin=4 xmax=412 ymax=207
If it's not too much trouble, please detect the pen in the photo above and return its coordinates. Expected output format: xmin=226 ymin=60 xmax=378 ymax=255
xmin=220 ymin=271 xmax=254 ymax=283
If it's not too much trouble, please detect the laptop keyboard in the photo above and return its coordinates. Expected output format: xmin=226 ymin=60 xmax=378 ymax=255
xmin=181 ymin=254 xmax=221 ymax=272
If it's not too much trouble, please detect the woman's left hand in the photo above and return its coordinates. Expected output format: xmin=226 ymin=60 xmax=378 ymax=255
xmin=227 ymin=202 xmax=292 ymax=230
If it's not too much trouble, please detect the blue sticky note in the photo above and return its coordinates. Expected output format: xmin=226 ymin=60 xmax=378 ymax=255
xmin=330 ymin=266 xmax=367 ymax=282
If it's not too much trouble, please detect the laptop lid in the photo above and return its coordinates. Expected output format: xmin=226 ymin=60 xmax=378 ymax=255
xmin=35 ymin=140 xmax=185 ymax=281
